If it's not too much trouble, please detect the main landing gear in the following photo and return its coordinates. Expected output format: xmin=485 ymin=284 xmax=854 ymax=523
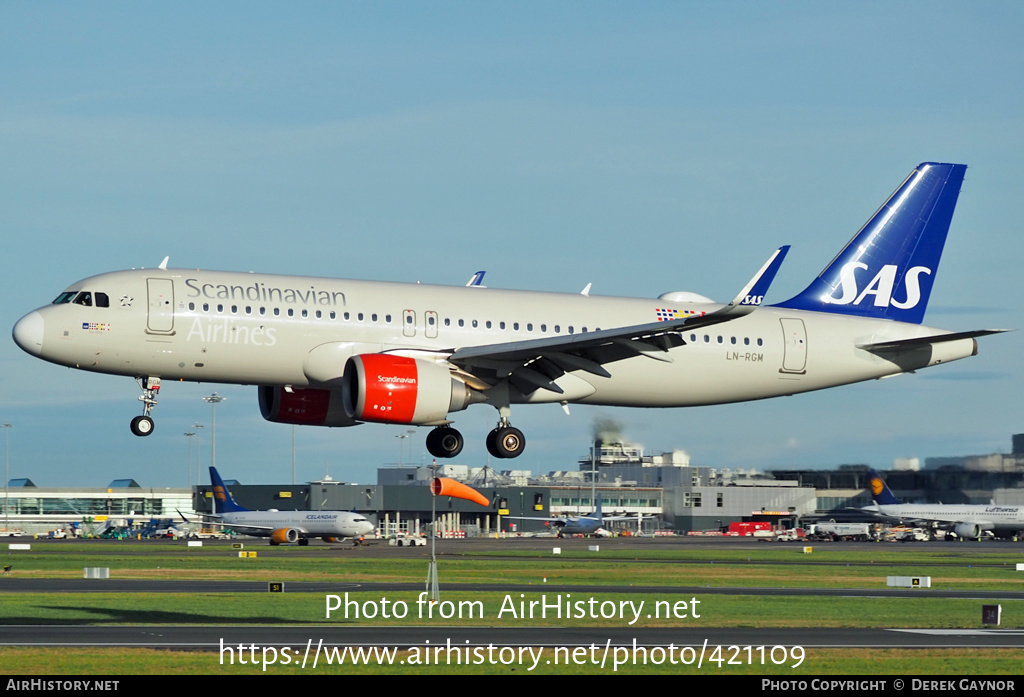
xmin=424 ymin=420 xmax=526 ymax=460
xmin=486 ymin=422 xmax=525 ymax=459
xmin=130 ymin=377 xmax=160 ymax=437
xmin=425 ymin=426 xmax=464 ymax=459
xmin=485 ymin=399 xmax=525 ymax=459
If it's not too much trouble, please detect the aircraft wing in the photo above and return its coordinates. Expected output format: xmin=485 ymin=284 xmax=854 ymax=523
xmin=177 ymin=509 xmax=219 ymax=524
xmin=177 ymin=510 xmax=301 ymax=533
xmin=601 ymin=513 xmax=655 ymax=522
xmin=503 ymin=515 xmax=569 ymax=525
xmin=446 ymin=247 xmax=788 ymax=393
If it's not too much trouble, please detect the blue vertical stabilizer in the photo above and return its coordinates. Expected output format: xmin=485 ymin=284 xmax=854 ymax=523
xmin=867 ymin=469 xmax=901 ymax=506
xmin=209 ymin=466 xmax=248 ymax=514
xmin=775 ymin=162 xmax=966 ymax=324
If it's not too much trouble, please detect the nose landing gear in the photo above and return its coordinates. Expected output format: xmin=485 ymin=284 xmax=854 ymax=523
xmin=131 ymin=377 xmax=161 ymax=437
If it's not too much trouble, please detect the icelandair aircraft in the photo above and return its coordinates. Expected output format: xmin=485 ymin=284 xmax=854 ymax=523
xmin=866 ymin=469 xmax=1024 ymax=539
xmin=197 ymin=466 xmax=375 ymax=545
xmin=12 ymin=163 xmax=1005 ymax=460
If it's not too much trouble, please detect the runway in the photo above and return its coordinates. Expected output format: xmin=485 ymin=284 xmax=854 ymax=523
xmin=3 ymin=625 xmax=1023 ymax=650
xmin=3 ymin=578 xmax=1024 ymax=600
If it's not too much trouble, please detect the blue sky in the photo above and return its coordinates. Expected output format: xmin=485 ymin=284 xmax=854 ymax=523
xmin=2 ymin=2 xmax=1022 ymax=487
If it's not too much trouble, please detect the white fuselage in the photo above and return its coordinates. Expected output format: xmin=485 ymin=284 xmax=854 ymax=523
xmin=13 ymin=267 xmax=978 ymax=408
xmin=219 ymin=509 xmax=375 ymax=539
xmin=875 ymin=503 xmax=1024 ymax=536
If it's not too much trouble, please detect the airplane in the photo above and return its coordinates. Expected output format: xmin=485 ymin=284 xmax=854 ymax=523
xmin=505 ymin=494 xmax=642 ymax=537
xmin=12 ymin=162 xmax=1006 ymax=460
xmin=191 ymin=466 xmax=376 ymax=545
xmin=865 ymin=468 xmax=1024 ymax=539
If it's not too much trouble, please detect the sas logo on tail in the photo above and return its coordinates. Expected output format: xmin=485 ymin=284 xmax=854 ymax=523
xmin=825 ymin=263 xmax=932 ymax=310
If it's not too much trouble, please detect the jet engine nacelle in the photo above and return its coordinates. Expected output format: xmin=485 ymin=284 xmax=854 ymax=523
xmin=342 ymin=354 xmax=477 ymax=425
xmin=270 ymin=527 xmax=300 ymax=545
xmin=258 ymin=385 xmax=359 ymax=427
xmin=953 ymin=522 xmax=991 ymax=539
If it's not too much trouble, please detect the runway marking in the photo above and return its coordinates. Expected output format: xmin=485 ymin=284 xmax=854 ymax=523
xmin=889 ymin=629 xmax=1024 ymax=636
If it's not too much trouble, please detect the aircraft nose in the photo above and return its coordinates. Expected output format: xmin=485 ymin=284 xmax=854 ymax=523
xmin=12 ymin=311 xmax=44 ymax=357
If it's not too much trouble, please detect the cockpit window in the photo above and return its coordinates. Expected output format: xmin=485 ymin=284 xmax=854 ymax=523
xmin=53 ymin=291 xmax=109 ymax=307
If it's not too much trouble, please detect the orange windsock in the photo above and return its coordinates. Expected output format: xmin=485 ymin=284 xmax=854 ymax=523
xmin=431 ymin=477 xmax=490 ymax=507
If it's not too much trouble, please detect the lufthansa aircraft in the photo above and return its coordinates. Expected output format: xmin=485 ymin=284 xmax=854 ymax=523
xmin=194 ymin=466 xmax=375 ymax=545
xmin=866 ymin=469 xmax=1024 ymax=540
xmin=12 ymin=163 xmax=1004 ymax=460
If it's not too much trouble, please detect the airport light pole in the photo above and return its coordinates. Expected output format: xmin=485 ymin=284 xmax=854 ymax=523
xmin=2 ymin=423 xmax=11 ymax=533
xmin=395 ymin=429 xmax=414 ymax=467
xmin=184 ymin=432 xmax=196 ymax=489
xmin=202 ymin=393 xmax=225 ymax=472
xmin=192 ymin=423 xmax=204 ymax=482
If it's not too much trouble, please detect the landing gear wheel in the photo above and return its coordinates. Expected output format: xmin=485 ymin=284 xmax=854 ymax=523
xmin=486 ymin=426 xmax=525 ymax=459
xmin=130 ymin=415 xmax=155 ymax=437
xmin=426 ymin=427 xmax=464 ymax=458
xmin=133 ymin=377 xmax=161 ymax=438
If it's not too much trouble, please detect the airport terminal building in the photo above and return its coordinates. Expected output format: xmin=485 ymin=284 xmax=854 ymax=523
xmin=0 ymin=478 xmax=195 ymax=536
xmin=5 ymin=435 xmax=1023 ymax=537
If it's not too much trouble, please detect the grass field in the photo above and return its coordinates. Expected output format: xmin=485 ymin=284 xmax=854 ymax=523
xmin=1 ymin=539 xmax=1022 ymax=675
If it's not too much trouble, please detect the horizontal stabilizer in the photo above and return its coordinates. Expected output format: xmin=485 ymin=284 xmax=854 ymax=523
xmin=857 ymin=329 xmax=1009 ymax=352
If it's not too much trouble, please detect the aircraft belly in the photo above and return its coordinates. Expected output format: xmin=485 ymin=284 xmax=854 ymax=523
xmin=577 ymin=351 xmax=786 ymax=407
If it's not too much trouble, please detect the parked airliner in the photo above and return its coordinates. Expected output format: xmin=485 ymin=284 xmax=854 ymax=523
xmin=866 ymin=469 xmax=1024 ymax=540
xmin=506 ymin=494 xmax=643 ymax=537
xmin=12 ymin=163 xmax=1004 ymax=459
xmin=190 ymin=466 xmax=375 ymax=545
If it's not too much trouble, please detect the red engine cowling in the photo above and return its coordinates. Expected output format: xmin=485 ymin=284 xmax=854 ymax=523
xmin=270 ymin=527 xmax=300 ymax=545
xmin=258 ymin=385 xmax=359 ymax=427
xmin=343 ymin=354 xmax=475 ymax=425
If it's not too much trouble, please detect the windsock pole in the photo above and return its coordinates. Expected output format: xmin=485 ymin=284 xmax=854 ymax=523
xmin=426 ymin=461 xmax=440 ymax=603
